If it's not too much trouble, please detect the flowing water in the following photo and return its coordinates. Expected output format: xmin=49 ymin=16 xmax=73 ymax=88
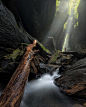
xmin=19 ymin=69 xmax=84 ymax=107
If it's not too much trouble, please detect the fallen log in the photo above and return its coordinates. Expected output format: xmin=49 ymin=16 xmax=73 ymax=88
xmin=0 ymin=40 xmax=38 ymax=107
xmin=46 ymin=64 xmax=60 ymax=68
xmin=31 ymin=60 xmax=38 ymax=74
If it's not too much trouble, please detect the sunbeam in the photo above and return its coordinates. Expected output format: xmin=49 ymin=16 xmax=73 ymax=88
xmin=62 ymin=0 xmax=81 ymax=52
xmin=42 ymin=0 xmax=69 ymax=52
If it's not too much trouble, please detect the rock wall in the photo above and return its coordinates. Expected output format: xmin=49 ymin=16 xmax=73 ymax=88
xmin=0 ymin=0 xmax=33 ymax=58
xmin=0 ymin=0 xmax=31 ymax=48
xmin=69 ymin=0 xmax=86 ymax=53
xmin=41 ymin=0 xmax=69 ymax=52
xmin=15 ymin=0 xmax=56 ymax=41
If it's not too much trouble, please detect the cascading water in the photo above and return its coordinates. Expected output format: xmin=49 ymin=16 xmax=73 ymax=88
xmin=19 ymin=69 xmax=82 ymax=107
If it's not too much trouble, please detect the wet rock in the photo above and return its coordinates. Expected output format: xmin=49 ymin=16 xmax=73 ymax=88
xmin=39 ymin=63 xmax=56 ymax=74
xmin=48 ymin=51 xmax=60 ymax=64
xmin=36 ymin=74 xmax=42 ymax=79
xmin=39 ymin=63 xmax=46 ymax=68
xmin=59 ymin=65 xmax=67 ymax=74
xmin=55 ymin=52 xmax=79 ymax=65
xmin=73 ymin=104 xmax=84 ymax=107
xmin=83 ymin=103 xmax=86 ymax=107
xmin=55 ymin=57 xmax=86 ymax=99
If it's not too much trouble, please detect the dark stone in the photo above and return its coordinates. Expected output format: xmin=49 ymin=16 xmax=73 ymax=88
xmin=1 ymin=0 xmax=22 ymax=27
xmin=15 ymin=0 xmax=56 ymax=41
xmin=59 ymin=65 xmax=67 ymax=74
xmin=55 ymin=57 xmax=86 ymax=99
xmin=0 ymin=0 xmax=30 ymax=49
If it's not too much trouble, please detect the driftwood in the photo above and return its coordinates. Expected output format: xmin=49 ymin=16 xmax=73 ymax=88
xmin=31 ymin=61 xmax=38 ymax=74
xmin=46 ymin=64 xmax=60 ymax=68
xmin=0 ymin=40 xmax=38 ymax=107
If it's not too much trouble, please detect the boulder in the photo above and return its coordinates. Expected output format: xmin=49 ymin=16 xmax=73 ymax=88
xmin=55 ymin=57 xmax=86 ymax=99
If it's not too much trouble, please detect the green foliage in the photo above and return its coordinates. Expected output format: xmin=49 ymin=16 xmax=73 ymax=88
xmin=36 ymin=40 xmax=50 ymax=53
xmin=4 ymin=48 xmax=24 ymax=61
xmin=74 ymin=0 xmax=81 ymax=19
xmin=52 ymin=50 xmax=60 ymax=63
xmin=64 ymin=21 xmax=67 ymax=29
xmin=40 ymin=44 xmax=50 ymax=53
xmin=3 ymin=43 xmax=28 ymax=61
xmin=55 ymin=0 xmax=60 ymax=16
xmin=74 ymin=25 xmax=76 ymax=28
xmin=21 ymin=43 xmax=29 ymax=46
xmin=68 ymin=0 xmax=81 ymax=19
xmin=74 ymin=22 xmax=79 ymax=29
xmin=64 ymin=0 xmax=81 ymax=29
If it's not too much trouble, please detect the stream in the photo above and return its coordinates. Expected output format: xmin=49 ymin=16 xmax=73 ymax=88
xmin=19 ymin=69 xmax=84 ymax=107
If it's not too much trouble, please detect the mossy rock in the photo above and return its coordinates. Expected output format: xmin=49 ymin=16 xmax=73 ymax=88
xmin=4 ymin=48 xmax=24 ymax=61
xmin=0 ymin=43 xmax=28 ymax=73
xmin=48 ymin=50 xmax=60 ymax=64
xmin=37 ymin=41 xmax=50 ymax=54
xmin=3 ymin=43 xmax=29 ymax=61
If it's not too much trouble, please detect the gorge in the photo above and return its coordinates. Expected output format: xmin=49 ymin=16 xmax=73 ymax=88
xmin=0 ymin=0 xmax=86 ymax=107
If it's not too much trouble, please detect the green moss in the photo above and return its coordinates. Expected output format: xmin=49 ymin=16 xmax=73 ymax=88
xmin=74 ymin=25 xmax=76 ymax=28
xmin=4 ymin=47 xmax=25 ymax=61
xmin=68 ymin=0 xmax=81 ymax=18
xmin=36 ymin=41 xmax=50 ymax=53
xmin=52 ymin=50 xmax=60 ymax=63
xmin=4 ymin=49 xmax=24 ymax=61
xmin=4 ymin=41 xmax=50 ymax=62
xmin=55 ymin=0 xmax=60 ymax=16
xmin=64 ymin=0 xmax=81 ymax=30
xmin=74 ymin=22 xmax=79 ymax=28
xmin=77 ymin=22 xmax=79 ymax=26
xmin=21 ymin=43 xmax=29 ymax=46
xmin=40 ymin=44 xmax=50 ymax=53
xmin=64 ymin=21 xmax=67 ymax=29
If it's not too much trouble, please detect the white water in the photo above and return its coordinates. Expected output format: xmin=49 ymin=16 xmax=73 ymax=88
xmin=20 ymin=69 xmax=81 ymax=107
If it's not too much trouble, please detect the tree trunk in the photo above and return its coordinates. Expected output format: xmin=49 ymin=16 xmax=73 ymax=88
xmin=0 ymin=40 xmax=38 ymax=107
